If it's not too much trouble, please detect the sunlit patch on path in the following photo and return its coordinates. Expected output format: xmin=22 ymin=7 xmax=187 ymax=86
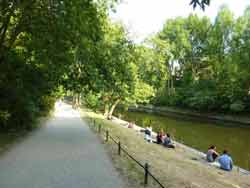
xmin=54 ymin=102 xmax=81 ymax=118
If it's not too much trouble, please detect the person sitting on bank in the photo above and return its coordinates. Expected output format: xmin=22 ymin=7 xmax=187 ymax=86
xmin=218 ymin=150 xmax=233 ymax=171
xmin=206 ymin=145 xmax=219 ymax=162
xmin=156 ymin=132 xmax=163 ymax=144
xmin=163 ymin=133 xmax=175 ymax=148
xmin=128 ymin=122 xmax=134 ymax=129
xmin=144 ymin=127 xmax=152 ymax=142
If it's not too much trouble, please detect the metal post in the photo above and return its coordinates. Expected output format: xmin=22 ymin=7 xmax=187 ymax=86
xmin=118 ymin=141 xmax=121 ymax=155
xmin=144 ymin=163 xmax=149 ymax=186
xmin=106 ymin=130 xmax=109 ymax=142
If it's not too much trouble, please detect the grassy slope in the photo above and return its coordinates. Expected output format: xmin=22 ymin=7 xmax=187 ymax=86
xmin=81 ymin=108 xmax=250 ymax=188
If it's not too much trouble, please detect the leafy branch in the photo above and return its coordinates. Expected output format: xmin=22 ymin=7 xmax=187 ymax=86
xmin=190 ymin=0 xmax=210 ymax=10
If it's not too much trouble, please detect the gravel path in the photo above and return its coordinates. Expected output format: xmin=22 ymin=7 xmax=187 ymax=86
xmin=0 ymin=103 xmax=124 ymax=188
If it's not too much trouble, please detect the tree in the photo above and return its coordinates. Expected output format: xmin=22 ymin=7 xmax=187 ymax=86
xmin=149 ymin=6 xmax=250 ymax=113
xmin=156 ymin=17 xmax=190 ymax=95
xmin=0 ymin=0 xmax=109 ymax=130
xmin=190 ymin=0 xmax=210 ymax=10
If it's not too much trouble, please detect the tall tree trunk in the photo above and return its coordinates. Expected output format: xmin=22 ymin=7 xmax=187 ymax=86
xmin=170 ymin=61 xmax=174 ymax=94
xmin=104 ymin=103 xmax=109 ymax=118
xmin=167 ymin=79 xmax=170 ymax=96
xmin=77 ymin=93 xmax=81 ymax=107
xmin=72 ymin=95 xmax=76 ymax=108
xmin=171 ymin=77 xmax=174 ymax=93
xmin=73 ymin=94 xmax=79 ymax=108
xmin=108 ymin=99 xmax=120 ymax=120
xmin=167 ymin=60 xmax=174 ymax=96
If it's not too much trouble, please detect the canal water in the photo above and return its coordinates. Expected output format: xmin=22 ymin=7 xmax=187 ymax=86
xmin=119 ymin=111 xmax=250 ymax=170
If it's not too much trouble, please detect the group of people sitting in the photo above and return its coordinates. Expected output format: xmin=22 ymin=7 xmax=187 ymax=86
xmin=206 ymin=145 xmax=233 ymax=171
xmin=126 ymin=121 xmax=234 ymax=172
xmin=143 ymin=127 xmax=175 ymax=149
xmin=156 ymin=131 xmax=175 ymax=148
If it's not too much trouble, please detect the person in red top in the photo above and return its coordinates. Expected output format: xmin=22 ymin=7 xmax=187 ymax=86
xmin=156 ymin=132 xmax=163 ymax=144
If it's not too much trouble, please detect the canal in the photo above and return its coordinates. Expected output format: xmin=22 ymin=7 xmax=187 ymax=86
xmin=119 ymin=110 xmax=250 ymax=170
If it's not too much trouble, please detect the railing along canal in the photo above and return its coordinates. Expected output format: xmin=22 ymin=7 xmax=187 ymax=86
xmin=90 ymin=119 xmax=166 ymax=188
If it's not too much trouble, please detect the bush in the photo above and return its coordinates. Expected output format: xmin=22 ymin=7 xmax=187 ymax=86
xmin=154 ymin=88 xmax=182 ymax=106
xmin=0 ymin=110 xmax=11 ymax=129
xmin=230 ymin=101 xmax=245 ymax=113
xmin=184 ymin=91 xmax=217 ymax=111
xmin=83 ymin=93 xmax=101 ymax=111
xmin=38 ymin=95 xmax=56 ymax=116
xmin=0 ymin=52 xmax=57 ymax=131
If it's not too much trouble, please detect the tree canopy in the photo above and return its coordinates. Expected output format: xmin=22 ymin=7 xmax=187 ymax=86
xmin=1 ymin=0 xmax=250 ymax=131
xmin=151 ymin=6 xmax=250 ymax=113
xmin=0 ymin=0 xmax=111 ymax=129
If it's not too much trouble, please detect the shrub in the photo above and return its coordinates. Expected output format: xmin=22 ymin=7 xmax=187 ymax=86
xmin=230 ymin=101 xmax=245 ymax=113
xmin=83 ymin=93 xmax=101 ymax=111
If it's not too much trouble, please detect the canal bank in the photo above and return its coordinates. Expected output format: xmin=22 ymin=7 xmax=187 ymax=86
xmin=82 ymin=108 xmax=250 ymax=188
xmin=128 ymin=105 xmax=250 ymax=126
xmin=119 ymin=108 xmax=250 ymax=170
xmin=110 ymin=116 xmax=250 ymax=175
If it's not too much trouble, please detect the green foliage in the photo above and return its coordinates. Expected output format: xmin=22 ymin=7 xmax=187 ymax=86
xmin=151 ymin=6 xmax=250 ymax=114
xmin=230 ymin=101 xmax=245 ymax=113
xmin=0 ymin=0 xmax=111 ymax=130
xmin=154 ymin=88 xmax=181 ymax=106
xmin=134 ymin=81 xmax=155 ymax=104
xmin=0 ymin=0 xmax=248 ymax=131
xmin=0 ymin=110 xmax=10 ymax=129
xmin=84 ymin=93 xmax=101 ymax=111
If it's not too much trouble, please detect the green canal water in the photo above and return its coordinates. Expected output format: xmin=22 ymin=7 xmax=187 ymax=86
xmin=119 ymin=111 xmax=250 ymax=170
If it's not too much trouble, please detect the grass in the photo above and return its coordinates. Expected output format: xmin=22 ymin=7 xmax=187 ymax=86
xmin=81 ymin=108 xmax=250 ymax=188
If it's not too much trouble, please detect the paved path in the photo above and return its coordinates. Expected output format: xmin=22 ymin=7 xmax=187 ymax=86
xmin=0 ymin=103 xmax=124 ymax=188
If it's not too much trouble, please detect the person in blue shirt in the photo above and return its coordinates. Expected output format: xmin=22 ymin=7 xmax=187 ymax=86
xmin=218 ymin=150 xmax=233 ymax=171
xmin=163 ymin=133 xmax=175 ymax=149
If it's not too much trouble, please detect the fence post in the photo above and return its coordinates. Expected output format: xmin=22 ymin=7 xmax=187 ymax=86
xmin=106 ymin=130 xmax=109 ymax=142
xmin=144 ymin=163 xmax=149 ymax=186
xmin=118 ymin=141 xmax=121 ymax=155
xmin=98 ymin=124 xmax=101 ymax=133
